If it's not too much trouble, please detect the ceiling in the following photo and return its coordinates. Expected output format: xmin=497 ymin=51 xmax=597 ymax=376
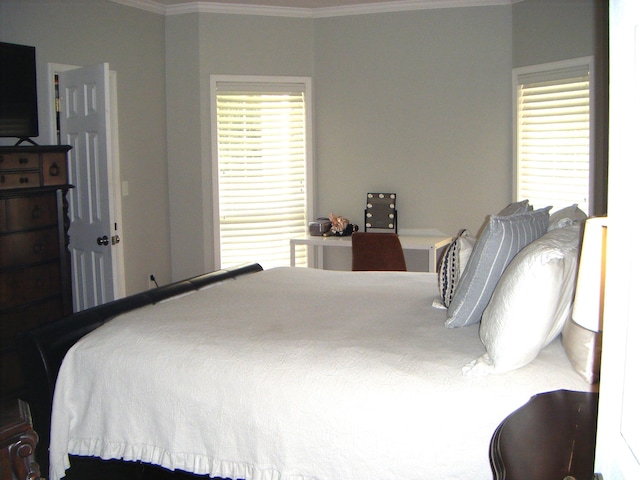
xmin=112 ymin=0 xmax=513 ymax=17
xmin=155 ymin=0 xmax=397 ymax=6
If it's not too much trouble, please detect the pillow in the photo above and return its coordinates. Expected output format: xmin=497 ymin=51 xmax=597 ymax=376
xmin=561 ymin=318 xmax=602 ymax=384
xmin=445 ymin=206 xmax=551 ymax=328
xmin=473 ymin=224 xmax=581 ymax=373
xmin=548 ymin=204 xmax=588 ymax=231
xmin=476 ymin=200 xmax=533 ymax=239
xmin=497 ymin=199 xmax=532 ymax=216
xmin=438 ymin=229 xmax=476 ymax=307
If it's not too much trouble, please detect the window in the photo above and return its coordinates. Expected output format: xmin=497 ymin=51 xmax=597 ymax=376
xmin=212 ymin=76 xmax=312 ymax=270
xmin=513 ymin=57 xmax=594 ymax=214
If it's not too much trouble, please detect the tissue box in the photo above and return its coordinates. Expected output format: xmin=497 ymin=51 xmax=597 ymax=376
xmin=309 ymin=218 xmax=331 ymax=236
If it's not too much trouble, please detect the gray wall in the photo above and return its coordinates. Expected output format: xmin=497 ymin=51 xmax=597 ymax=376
xmin=0 ymin=0 xmax=171 ymax=294
xmin=513 ymin=0 xmax=608 ymax=215
xmin=165 ymin=5 xmax=514 ymax=275
xmin=513 ymin=0 xmax=599 ymax=67
xmin=315 ymin=6 xmax=513 ymax=234
xmin=165 ymin=12 xmax=315 ymax=279
xmin=0 ymin=0 xmax=601 ymax=287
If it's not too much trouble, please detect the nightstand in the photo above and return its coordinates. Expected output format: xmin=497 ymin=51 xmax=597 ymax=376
xmin=490 ymin=389 xmax=598 ymax=480
xmin=0 ymin=399 xmax=40 ymax=480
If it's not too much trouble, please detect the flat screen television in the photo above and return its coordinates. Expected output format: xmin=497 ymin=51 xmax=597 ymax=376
xmin=0 ymin=41 xmax=39 ymax=143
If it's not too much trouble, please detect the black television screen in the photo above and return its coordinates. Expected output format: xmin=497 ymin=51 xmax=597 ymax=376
xmin=0 ymin=42 xmax=39 ymax=139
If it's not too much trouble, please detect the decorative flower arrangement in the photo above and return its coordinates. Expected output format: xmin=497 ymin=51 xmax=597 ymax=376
xmin=328 ymin=213 xmax=358 ymax=237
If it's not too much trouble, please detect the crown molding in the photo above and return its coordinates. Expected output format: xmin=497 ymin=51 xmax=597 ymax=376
xmin=311 ymin=0 xmax=513 ymax=18
xmin=110 ymin=0 xmax=167 ymax=15
xmin=109 ymin=0 xmax=515 ymax=18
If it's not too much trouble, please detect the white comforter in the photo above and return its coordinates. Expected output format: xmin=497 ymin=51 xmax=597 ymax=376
xmin=50 ymin=267 xmax=590 ymax=480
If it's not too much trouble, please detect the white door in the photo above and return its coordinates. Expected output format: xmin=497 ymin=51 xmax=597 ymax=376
xmin=593 ymin=0 xmax=640 ymax=478
xmin=58 ymin=63 xmax=124 ymax=311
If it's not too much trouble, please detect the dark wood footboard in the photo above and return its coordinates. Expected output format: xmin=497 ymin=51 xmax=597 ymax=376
xmin=16 ymin=262 xmax=263 ymax=475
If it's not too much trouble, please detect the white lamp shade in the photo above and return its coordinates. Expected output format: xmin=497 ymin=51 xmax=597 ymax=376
xmin=572 ymin=216 xmax=608 ymax=332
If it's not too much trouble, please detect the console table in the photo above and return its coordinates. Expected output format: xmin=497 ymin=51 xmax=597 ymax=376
xmin=490 ymin=389 xmax=598 ymax=480
xmin=290 ymin=233 xmax=452 ymax=272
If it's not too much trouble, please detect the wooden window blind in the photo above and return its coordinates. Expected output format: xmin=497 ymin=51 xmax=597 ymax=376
xmin=215 ymin=81 xmax=309 ymax=269
xmin=514 ymin=59 xmax=592 ymax=214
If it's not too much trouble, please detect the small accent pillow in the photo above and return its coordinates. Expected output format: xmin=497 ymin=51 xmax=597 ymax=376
xmin=473 ymin=224 xmax=581 ymax=373
xmin=438 ymin=230 xmax=476 ymax=307
xmin=548 ymin=204 xmax=588 ymax=231
xmin=445 ymin=206 xmax=551 ymax=328
xmin=561 ymin=318 xmax=602 ymax=384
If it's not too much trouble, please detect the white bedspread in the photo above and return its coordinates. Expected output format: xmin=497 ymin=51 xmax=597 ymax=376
xmin=50 ymin=267 xmax=591 ymax=480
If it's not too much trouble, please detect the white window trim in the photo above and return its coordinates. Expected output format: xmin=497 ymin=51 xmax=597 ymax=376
xmin=512 ymin=56 xmax=595 ymax=214
xmin=210 ymin=75 xmax=314 ymax=270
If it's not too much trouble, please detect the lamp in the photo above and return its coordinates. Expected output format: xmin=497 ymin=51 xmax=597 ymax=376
xmin=572 ymin=216 xmax=608 ymax=332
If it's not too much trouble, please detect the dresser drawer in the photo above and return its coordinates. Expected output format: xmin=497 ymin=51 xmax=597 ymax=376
xmin=0 ymin=151 xmax=39 ymax=171
xmin=0 ymin=262 xmax=62 ymax=310
xmin=3 ymin=194 xmax=58 ymax=232
xmin=0 ymin=171 xmax=40 ymax=189
xmin=0 ymin=297 xmax=65 ymax=348
xmin=0 ymin=228 xmax=60 ymax=268
xmin=42 ymin=152 xmax=68 ymax=186
xmin=0 ymin=348 xmax=22 ymax=394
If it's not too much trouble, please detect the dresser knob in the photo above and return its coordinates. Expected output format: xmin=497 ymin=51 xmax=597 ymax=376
xmin=31 ymin=205 xmax=41 ymax=219
xmin=49 ymin=162 xmax=60 ymax=176
xmin=33 ymin=241 xmax=45 ymax=254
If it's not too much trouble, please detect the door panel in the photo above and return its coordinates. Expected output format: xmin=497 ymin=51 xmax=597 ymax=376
xmin=58 ymin=63 xmax=119 ymax=311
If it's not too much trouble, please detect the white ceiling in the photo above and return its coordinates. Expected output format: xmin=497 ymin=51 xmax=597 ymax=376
xmin=112 ymin=0 xmax=514 ymax=17
xmin=157 ymin=0 xmax=396 ymax=6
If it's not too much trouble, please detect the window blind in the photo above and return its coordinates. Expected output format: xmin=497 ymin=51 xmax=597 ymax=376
xmin=515 ymin=62 xmax=591 ymax=213
xmin=216 ymin=86 xmax=308 ymax=269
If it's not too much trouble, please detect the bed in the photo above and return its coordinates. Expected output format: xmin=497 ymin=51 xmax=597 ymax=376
xmin=19 ymin=203 xmax=598 ymax=480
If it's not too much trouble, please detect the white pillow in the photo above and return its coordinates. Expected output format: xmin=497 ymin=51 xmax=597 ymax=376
xmin=445 ymin=207 xmax=550 ymax=328
xmin=472 ymin=224 xmax=581 ymax=374
xmin=548 ymin=204 xmax=588 ymax=231
xmin=438 ymin=230 xmax=476 ymax=307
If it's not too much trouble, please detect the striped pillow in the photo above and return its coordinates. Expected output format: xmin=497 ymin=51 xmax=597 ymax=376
xmin=438 ymin=230 xmax=475 ymax=307
xmin=445 ymin=207 xmax=551 ymax=328
xmin=497 ymin=199 xmax=532 ymax=216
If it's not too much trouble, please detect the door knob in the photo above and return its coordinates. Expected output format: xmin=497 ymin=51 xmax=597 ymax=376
xmin=97 ymin=235 xmax=110 ymax=246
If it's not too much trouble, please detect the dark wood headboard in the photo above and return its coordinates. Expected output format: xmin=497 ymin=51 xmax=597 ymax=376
xmin=17 ymin=262 xmax=263 ymax=471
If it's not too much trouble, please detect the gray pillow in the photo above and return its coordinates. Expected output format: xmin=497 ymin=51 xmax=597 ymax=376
xmin=497 ymin=199 xmax=532 ymax=216
xmin=445 ymin=206 xmax=551 ymax=328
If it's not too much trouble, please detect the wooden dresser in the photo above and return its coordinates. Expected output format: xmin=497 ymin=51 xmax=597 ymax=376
xmin=0 ymin=398 xmax=40 ymax=480
xmin=490 ymin=389 xmax=598 ymax=480
xmin=0 ymin=145 xmax=72 ymax=401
